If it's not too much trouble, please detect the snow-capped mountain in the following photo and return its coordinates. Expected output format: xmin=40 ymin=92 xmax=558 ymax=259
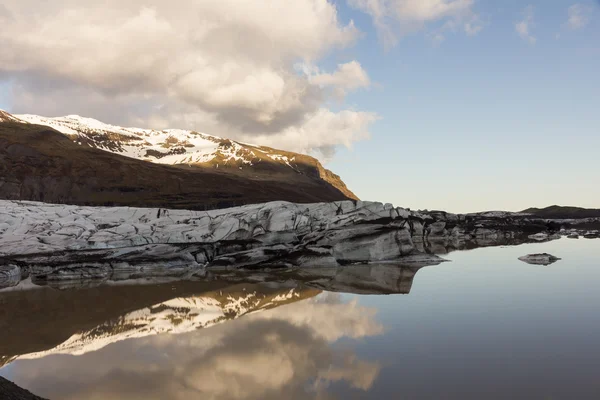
xmin=17 ymin=114 xmax=247 ymax=166
xmin=15 ymin=114 xmax=335 ymax=178
xmin=0 ymin=110 xmax=356 ymax=209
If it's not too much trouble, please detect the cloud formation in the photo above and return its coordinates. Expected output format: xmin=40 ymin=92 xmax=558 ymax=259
xmin=302 ymin=61 xmax=371 ymax=98
xmin=516 ymin=5 xmax=537 ymax=45
xmin=348 ymin=0 xmax=482 ymax=47
xmin=0 ymin=0 xmax=376 ymax=159
xmin=567 ymin=3 xmax=591 ymax=30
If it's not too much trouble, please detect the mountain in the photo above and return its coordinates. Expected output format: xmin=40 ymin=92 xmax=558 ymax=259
xmin=15 ymin=113 xmax=357 ymax=199
xmin=0 ymin=110 xmax=356 ymax=209
xmin=522 ymin=205 xmax=600 ymax=219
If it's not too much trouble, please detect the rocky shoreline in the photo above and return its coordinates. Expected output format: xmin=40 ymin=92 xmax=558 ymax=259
xmin=2 ymin=199 xmax=595 ymax=288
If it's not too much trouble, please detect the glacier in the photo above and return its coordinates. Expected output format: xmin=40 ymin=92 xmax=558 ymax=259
xmin=0 ymin=199 xmax=568 ymax=287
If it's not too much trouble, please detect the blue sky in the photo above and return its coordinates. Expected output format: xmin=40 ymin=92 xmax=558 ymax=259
xmin=328 ymin=0 xmax=600 ymax=212
xmin=1 ymin=0 xmax=598 ymax=213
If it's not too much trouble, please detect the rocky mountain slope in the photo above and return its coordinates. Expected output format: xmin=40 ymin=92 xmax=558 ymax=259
xmin=15 ymin=113 xmax=355 ymax=198
xmin=0 ymin=111 xmax=355 ymax=209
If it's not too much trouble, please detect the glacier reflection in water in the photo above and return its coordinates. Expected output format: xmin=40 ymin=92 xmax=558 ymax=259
xmin=1 ymin=238 xmax=600 ymax=399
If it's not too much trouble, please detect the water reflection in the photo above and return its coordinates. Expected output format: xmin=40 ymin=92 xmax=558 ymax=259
xmin=1 ymin=263 xmax=428 ymax=365
xmin=0 ymin=234 xmax=553 ymax=291
xmin=211 ymin=263 xmax=428 ymax=295
xmin=2 ymin=287 xmax=383 ymax=399
xmin=2 ymin=239 xmax=600 ymax=399
xmin=1 ymin=263 xmax=405 ymax=400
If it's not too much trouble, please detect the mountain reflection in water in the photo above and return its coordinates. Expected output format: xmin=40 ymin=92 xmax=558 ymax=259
xmin=2 ymin=238 xmax=600 ymax=400
xmin=0 ymin=263 xmax=423 ymax=366
xmin=1 ymin=273 xmax=386 ymax=400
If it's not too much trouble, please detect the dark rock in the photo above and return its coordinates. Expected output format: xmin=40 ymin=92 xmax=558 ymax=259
xmin=518 ymin=253 xmax=561 ymax=266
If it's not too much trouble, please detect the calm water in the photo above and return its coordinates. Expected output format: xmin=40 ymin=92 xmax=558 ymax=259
xmin=1 ymin=238 xmax=599 ymax=399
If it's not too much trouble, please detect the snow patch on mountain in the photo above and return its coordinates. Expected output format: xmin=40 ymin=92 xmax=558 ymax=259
xmin=15 ymin=113 xmax=295 ymax=169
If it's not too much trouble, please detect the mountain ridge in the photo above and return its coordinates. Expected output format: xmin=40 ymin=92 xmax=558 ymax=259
xmin=0 ymin=110 xmax=356 ymax=210
xmin=14 ymin=112 xmax=357 ymax=200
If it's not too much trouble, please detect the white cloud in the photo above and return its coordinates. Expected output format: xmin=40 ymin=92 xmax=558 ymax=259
xmin=250 ymin=108 xmax=379 ymax=161
xmin=567 ymin=3 xmax=591 ymax=30
xmin=0 ymin=0 xmax=376 ymax=160
xmin=516 ymin=5 xmax=537 ymax=45
xmin=295 ymin=61 xmax=371 ymax=105
xmin=431 ymin=33 xmax=447 ymax=45
xmin=348 ymin=0 xmax=482 ymax=47
xmin=464 ymin=16 xmax=484 ymax=36
xmin=306 ymin=61 xmax=371 ymax=94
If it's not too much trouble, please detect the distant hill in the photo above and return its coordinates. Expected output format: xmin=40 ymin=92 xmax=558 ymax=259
xmin=0 ymin=111 xmax=356 ymax=210
xmin=522 ymin=205 xmax=600 ymax=219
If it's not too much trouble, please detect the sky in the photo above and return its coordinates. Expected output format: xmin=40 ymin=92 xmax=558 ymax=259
xmin=0 ymin=0 xmax=598 ymax=213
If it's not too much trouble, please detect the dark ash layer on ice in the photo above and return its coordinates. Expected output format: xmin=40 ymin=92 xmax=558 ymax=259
xmin=0 ymin=200 xmax=572 ymax=286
